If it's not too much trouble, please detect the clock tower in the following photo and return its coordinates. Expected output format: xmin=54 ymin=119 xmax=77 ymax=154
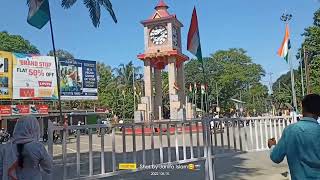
xmin=136 ymin=0 xmax=189 ymax=121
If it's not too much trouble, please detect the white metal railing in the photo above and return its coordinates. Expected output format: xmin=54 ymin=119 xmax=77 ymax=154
xmin=47 ymin=116 xmax=296 ymax=180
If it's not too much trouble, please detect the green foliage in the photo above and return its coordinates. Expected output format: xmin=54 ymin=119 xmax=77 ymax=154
xmin=112 ymin=61 xmax=143 ymax=118
xmin=300 ymin=8 xmax=320 ymax=94
xmin=60 ymin=0 xmax=117 ymax=27
xmin=308 ymin=56 xmax=320 ymax=93
xmin=161 ymin=71 xmax=170 ymax=118
xmin=272 ymin=70 xmax=302 ymax=111
xmin=185 ymin=48 xmax=268 ymax=115
xmin=47 ymin=49 xmax=74 ymax=59
xmin=0 ymin=31 xmax=39 ymax=54
xmin=242 ymin=84 xmax=269 ymax=115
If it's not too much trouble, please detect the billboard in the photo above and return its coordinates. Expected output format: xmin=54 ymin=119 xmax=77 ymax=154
xmin=0 ymin=51 xmax=13 ymax=99
xmin=59 ymin=59 xmax=98 ymax=100
xmin=12 ymin=53 xmax=58 ymax=100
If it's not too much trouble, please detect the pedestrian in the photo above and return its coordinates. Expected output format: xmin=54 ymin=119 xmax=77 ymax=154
xmin=268 ymin=94 xmax=320 ymax=180
xmin=0 ymin=115 xmax=53 ymax=180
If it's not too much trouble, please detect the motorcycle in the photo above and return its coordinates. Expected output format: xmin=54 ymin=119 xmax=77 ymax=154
xmin=97 ymin=120 xmax=112 ymax=136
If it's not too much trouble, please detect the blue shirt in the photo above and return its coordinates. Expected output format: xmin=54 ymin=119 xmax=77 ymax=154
xmin=270 ymin=117 xmax=320 ymax=180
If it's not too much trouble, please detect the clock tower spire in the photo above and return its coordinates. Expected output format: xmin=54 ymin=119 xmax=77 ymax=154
xmin=155 ymin=0 xmax=169 ymax=10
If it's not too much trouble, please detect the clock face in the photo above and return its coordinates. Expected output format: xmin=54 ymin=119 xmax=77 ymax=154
xmin=172 ymin=27 xmax=179 ymax=47
xmin=150 ymin=25 xmax=168 ymax=45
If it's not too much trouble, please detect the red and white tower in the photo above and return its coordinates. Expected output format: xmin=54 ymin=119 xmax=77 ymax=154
xmin=136 ymin=0 xmax=189 ymax=121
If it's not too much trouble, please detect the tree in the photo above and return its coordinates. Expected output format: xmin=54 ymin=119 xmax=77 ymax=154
xmin=59 ymin=0 xmax=117 ymax=27
xmin=185 ymin=48 xmax=268 ymax=115
xmin=300 ymin=9 xmax=320 ymax=60
xmin=0 ymin=31 xmax=39 ymax=54
xmin=243 ymin=83 xmax=269 ymax=115
xmin=47 ymin=49 xmax=74 ymax=59
xmin=161 ymin=71 xmax=170 ymax=118
xmin=299 ymin=8 xmax=320 ymax=94
xmin=272 ymin=69 xmax=304 ymax=112
xmin=93 ymin=61 xmax=143 ymax=119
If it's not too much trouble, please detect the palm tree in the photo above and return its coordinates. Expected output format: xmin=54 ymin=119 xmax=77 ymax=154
xmin=113 ymin=61 xmax=141 ymax=89
xmin=62 ymin=0 xmax=117 ymax=27
xmin=28 ymin=0 xmax=117 ymax=27
xmin=113 ymin=62 xmax=143 ymax=118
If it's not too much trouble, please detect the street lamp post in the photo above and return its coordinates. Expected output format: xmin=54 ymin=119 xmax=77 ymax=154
xmin=280 ymin=13 xmax=298 ymax=112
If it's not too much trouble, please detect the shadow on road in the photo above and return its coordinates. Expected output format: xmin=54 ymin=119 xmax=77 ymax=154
xmin=48 ymin=146 xmax=271 ymax=180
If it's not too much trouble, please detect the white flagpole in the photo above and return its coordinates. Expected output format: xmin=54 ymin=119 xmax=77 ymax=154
xmin=289 ymin=51 xmax=298 ymax=111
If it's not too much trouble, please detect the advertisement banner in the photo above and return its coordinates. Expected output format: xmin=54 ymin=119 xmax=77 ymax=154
xmin=12 ymin=53 xmax=58 ymax=100
xmin=95 ymin=107 xmax=109 ymax=113
xmin=0 ymin=105 xmax=12 ymax=116
xmin=0 ymin=105 xmax=49 ymax=116
xmin=0 ymin=51 xmax=13 ymax=99
xmin=59 ymin=59 xmax=98 ymax=100
xmin=30 ymin=104 xmax=49 ymax=114
xmin=11 ymin=105 xmax=30 ymax=115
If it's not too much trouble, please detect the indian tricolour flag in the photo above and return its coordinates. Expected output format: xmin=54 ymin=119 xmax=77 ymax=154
xmin=27 ymin=0 xmax=50 ymax=29
xmin=187 ymin=7 xmax=202 ymax=61
xmin=278 ymin=24 xmax=291 ymax=62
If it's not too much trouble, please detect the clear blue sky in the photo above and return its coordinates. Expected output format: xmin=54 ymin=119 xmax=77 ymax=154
xmin=0 ymin=0 xmax=318 ymax=83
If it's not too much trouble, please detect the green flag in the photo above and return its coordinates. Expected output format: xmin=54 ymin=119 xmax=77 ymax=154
xmin=27 ymin=0 xmax=50 ymax=29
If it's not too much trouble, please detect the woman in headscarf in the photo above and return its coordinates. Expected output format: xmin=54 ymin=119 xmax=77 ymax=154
xmin=0 ymin=115 xmax=53 ymax=180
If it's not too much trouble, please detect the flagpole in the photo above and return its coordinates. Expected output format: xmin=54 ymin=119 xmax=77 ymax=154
xmin=201 ymin=89 xmax=203 ymax=117
xmin=281 ymin=13 xmax=297 ymax=112
xmin=48 ymin=1 xmax=63 ymax=123
xmin=289 ymin=51 xmax=298 ymax=111
xmin=133 ymin=66 xmax=136 ymax=112
xmin=195 ymin=84 xmax=197 ymax=109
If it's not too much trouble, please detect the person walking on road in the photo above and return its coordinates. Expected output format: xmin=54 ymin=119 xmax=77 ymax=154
xmin=0 ymin=115 xmax=53 ymax=180
xmin=268 ymin=94 xmax=320 ymax=180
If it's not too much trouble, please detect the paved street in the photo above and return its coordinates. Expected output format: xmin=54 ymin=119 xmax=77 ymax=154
xmin=99 ymin=151 xmax=290 ymax=180
xmin=48 ymin=150 xmax=290 ymax=180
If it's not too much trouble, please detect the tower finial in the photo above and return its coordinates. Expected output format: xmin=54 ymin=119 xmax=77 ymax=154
xmin=155 ymin=0 xmax=169 ymax=10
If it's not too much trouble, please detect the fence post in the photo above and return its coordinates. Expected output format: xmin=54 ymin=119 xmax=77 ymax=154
xmin=48 ymin=120 xmax=53 ymax=157
xmin=204 ymin=118 xmax=215 ymax=180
